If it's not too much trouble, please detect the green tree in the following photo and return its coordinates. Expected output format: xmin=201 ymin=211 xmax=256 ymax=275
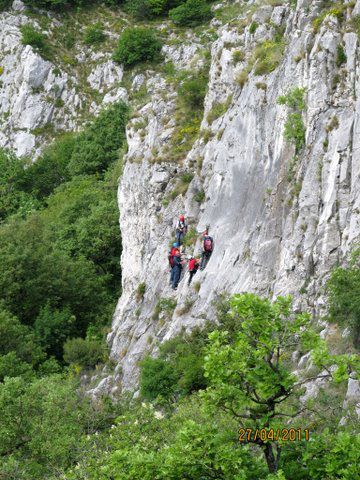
xmin=113 ymin=27 xmax=162 ymax=67
xmin=202 ymin=293 xmax=357 ymax=474
xmin=328 ymin=250 xmax=360 ymax=348
xmin=0 ymin=375 xmax=93 ymax=478
xmin=0 ymin=306 xmax=44 ymax=379
xmin=169 ymin=0 xmax=213 ymax=26
xmin=34 ymin=304 xmax=76 ymax=359
xmin=63 ymin=337 xmax=105 ymax=369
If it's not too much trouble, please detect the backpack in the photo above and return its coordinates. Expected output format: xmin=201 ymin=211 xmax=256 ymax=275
xmin=204 ymin=236 xmax=213 ymax=252
xmin=188 ymin=258 xmax=196 ymax=271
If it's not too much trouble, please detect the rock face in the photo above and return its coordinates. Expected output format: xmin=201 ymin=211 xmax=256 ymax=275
xmin=0 ymin=1 xmax=126 ymax=157
xmin=1 ymin=1 xmax=358 ymax=396
xmin=106 ymin=0 xmax=360 ymax=391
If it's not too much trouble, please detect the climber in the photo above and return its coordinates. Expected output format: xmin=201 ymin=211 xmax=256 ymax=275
xmin=168 ymin=242 xmax=180 ymax=284
xmin=200 ymin=229 xmax=213 ymax=271
xmin=172 ymin=251 xmax=183 ymax=290
xmin=188 ymin=256 xmax=200 ymax=286
xmin=175 ymin=214 xmax=188 ymax=246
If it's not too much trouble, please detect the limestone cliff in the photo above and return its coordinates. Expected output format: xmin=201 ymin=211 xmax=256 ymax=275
xmin=1 ymin=0 xmax=359 ymax=402
xmin=105 ymin=0 xmax=360 ymax=393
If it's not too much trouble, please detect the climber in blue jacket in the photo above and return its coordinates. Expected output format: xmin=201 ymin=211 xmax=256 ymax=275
xmin=172 ymin=251 xmax=183 ymax=290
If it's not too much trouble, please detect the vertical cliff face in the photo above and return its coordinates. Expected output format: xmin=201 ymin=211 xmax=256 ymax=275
xmin=106 ymin=0 xmax=360 ymax=391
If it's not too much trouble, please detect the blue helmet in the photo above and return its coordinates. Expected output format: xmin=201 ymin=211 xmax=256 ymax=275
xmin=173 ymin=242 xmax=178 ymax=247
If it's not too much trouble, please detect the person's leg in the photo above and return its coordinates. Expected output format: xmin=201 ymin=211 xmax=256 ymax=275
xmin=188 ymin=271 xmax=194 ymax=285
xmin=200 ymin=252 xmax=206 ymax=270
xmin=173 ymin=267 xmax=181 ymax=289
xmin=176 ymin=231 xmax=181 ymax=245
xmin=170 ymin=266 xmax=174 ymax=284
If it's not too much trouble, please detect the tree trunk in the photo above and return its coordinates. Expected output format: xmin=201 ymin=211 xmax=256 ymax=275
xmin=263 ymin=443 xmax=278 ymax=473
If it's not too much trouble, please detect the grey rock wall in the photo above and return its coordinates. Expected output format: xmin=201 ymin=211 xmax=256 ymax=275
xmin=106 ymin=0 xmax=360 ymax=392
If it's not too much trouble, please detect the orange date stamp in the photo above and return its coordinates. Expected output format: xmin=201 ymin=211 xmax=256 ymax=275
xmin=238 ymin=428 xmax=310 ymax=442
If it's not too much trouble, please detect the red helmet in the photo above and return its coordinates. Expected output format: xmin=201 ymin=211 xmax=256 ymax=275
xmin=180 ymin=215 xmax=185 ymax=221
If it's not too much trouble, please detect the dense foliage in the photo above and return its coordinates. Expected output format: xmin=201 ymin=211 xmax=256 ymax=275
xmin=328 ymin=249 xmax=360 ymax=348
xmin=113 ymin=27 xmax=162 ymax=67
xmin=0 ymin=273 xmax=359 ymax=479
xmin=0 ymin=102 xmax=128 ymax=370
xmin=169 ymin=0 xmax=213 ymax=26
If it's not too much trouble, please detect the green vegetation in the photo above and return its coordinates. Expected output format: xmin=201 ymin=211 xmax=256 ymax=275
xmin=206 ymin=95 xmax=232 ymax=124
xmin=169 ymin=172 xmax=194 ymax=199
xmin=83 ymin=22 xmax=106 ymax=46
xmin=194 ymin=188 xmax=205 ymax=203
xmin=232 ymin=49 xmax=245 ymax=63
xmin=169 ymin=66 xmax=208 ymax=161
xmin=336 ymin=44 xmax=347 ymax=67
xmin=113 ymin=27 xmax=162 ymax=67
xmin=136 ymin=282 xmax=146 ymax=301
xmin=249 ymin=21 xmax=258 ymax=34
xmin=278 ymin=87 xmax=306 ymax=153
xmin=313 ymin=2 xmax=346 ymax=33
xmin=178 ymin=72 xmax=208 ymax=108
xmin=152 ymin=297 xmax=177 ymax=321
xmin=350 ymin=14 xmax=360 ymax=38
xmin=20 ymin=25 xmax=52 ymax=60
xmin=169 ymin=0 xmax=213 ymax=27
xmin=0 ymin=0 xmax=11 ymax=11
xmin=182 ymin=225 xmax=198 ymax=246
xmin=253 ymin=38 xmax=285 ymax=75
xmin=0 ymin=101 xmax=128 ymax=373
xmin=6 ymin=293 xmax=352 ymax=479
xmin=63 ymin=337 xmax=105 ymax=368
xmin=328 ymin=249 xmax=360 ymax=348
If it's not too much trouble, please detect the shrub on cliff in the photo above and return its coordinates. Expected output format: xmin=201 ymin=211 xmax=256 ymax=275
xmin=63 ymin=337 xmax=105 ymax=369
xmin=169 ymin=0 xmax=212 ymax=26
xmin=20 ymin=25 xmax=52 ymax=60
xmin=113 ymin=27 xmax=162 ymax=67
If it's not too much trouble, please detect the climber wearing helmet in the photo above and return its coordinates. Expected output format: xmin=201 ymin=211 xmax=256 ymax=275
xmin=172 ymin=251 xmax=184 ymax=290
xmin=188 ymin=256 xmax=200 ymax=286
xmin=200 ymin=228 xmax=214 ymax=271
xmin=175 ymin=214 xmax=188 ymax=246
xmin=168 ymin=242 xmax=180 ymax=284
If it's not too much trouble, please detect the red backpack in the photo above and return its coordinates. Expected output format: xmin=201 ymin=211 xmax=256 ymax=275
xmin=188 ymin=258 xmax=196 ymax=271
xmin=204 ymin=237 xmax=213 ymax=252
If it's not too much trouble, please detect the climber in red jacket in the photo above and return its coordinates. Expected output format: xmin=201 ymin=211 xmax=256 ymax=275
xmin=188 ymin=256 xmax=200 ymax=286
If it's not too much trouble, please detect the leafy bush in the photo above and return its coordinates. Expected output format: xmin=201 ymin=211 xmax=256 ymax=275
xmin=34 ymin=304 xmax=76 ymax=359
xmin=328 ymin=252 xmax=360 ymax=348
xmin=67 ymin=102 xmax=128 ymax=176
xmin=249 ymin=21 xmax=258 ymax=34
xmin=169 ymin=0 xmax=212 ymax=26
xmin=278 ymin=87 xmax=306 ymax=153
xmin=84 ymin=22 xmax=106 ymax=46
xmin=124 ymin=0 xmax=168 ymax=19
xmin=113 ymin=27 xmax=162 ymax=67
xmin=232 ymin=49 xmax=245 ymax=63
xmin=336 ymin=44 xmax=346 ymax=67
xmin=0 ymin=0 xmax=12 ymax=11
xmin=194 ymin=188 xmax=205 ymax=203
xmin=0 ymin=307 xmax=44 ymax=378
xmin=140 ymin=357 xmax=177 ymax=400
xmin=0 ymin=149 xmax=40 ymax=221
xmin=63 ymin=337 xmax=105 ymax=368
xmin=206 ymin=95 xmax=232 ymax=124
xmin=178 ymin=72 xmax=208 ymax=109
xmin=20 ymin=25 xmax=51 ymax=60
xmin=253 ymin=39 xmax=285 ymax=75
xmin=136 ymin=282 xmax=146 ymax=300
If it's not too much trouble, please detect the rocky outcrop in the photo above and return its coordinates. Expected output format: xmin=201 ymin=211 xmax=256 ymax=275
xmin=106 ymin=0 xmax=360 ymax=391
xmin=0 ymin=1 xmax=126 ymax=156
